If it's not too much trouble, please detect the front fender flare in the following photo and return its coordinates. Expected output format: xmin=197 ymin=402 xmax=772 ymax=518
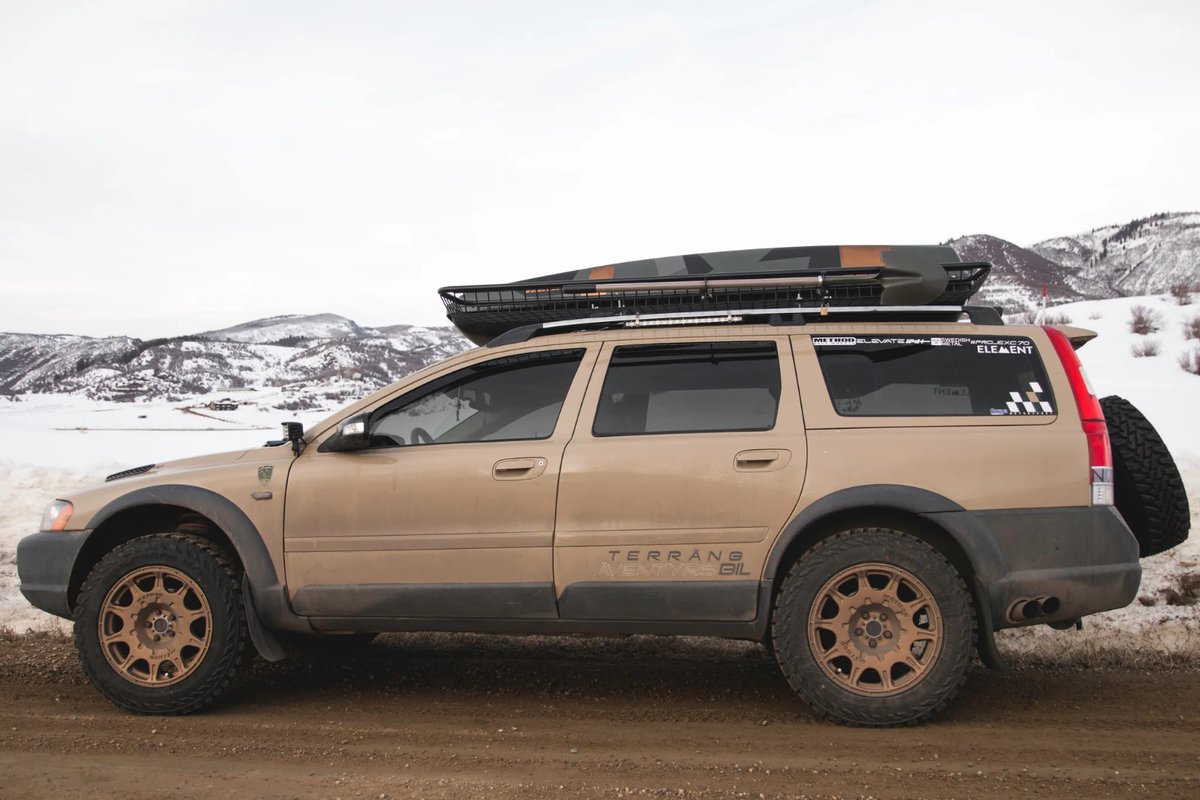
xmin=87 ymin=485 xmax=310 ymax=635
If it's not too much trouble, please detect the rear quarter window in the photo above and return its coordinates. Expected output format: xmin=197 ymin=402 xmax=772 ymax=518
xmin=812 ymin=334 xmax=1055 ymax=418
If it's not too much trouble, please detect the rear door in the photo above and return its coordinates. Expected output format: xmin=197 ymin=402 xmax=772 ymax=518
xmin=553 ymin=335 xmax=807 ymax=622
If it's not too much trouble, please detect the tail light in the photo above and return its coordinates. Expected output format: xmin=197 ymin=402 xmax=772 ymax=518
xmin=1043 ymin=326 xmax=1113 ymax=506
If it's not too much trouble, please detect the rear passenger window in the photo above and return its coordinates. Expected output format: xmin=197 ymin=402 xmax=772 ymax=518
xmin=593 ymin=342 xmax=780 ymax=436
xmin=813 ymin=335 xmax=1055 ymax=417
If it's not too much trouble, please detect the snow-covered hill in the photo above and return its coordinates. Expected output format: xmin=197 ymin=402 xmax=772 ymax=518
xmin=1032 ymin=212 xmax=1200 ymax=299
xmin=949 ymin=233 xmax=1086 ymax=310
xmin=198 ymin=313 xmax=368 ymax=344
xmin=949 ymin=210 xmax=1199 ymax=312
xmin=0 ymin=314 xmax=471 ymax=407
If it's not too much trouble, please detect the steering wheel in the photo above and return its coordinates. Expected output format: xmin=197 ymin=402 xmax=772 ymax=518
xmin=410 ymin=426 xmax=435 ymax=446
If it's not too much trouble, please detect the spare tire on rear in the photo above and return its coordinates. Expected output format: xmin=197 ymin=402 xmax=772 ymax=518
xmin=1100 ymin=395 xmax=1190 ymax=557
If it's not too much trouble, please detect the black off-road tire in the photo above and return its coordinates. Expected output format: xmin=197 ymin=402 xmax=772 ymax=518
xmin=772 ymin=528 xmax=975 ymax=727
xmin=1100 ymin=395 xmax=1190 ymax=557
xmin=74 ymin=533 xmax=249 ymax=715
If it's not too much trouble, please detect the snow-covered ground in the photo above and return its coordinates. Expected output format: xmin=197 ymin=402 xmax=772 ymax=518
xmin=2 ymin=295 xmax=1198 ymax=661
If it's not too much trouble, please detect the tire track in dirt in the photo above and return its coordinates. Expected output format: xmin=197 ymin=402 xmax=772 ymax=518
xmin=0 ymin=633 xmax=1197 ymax=799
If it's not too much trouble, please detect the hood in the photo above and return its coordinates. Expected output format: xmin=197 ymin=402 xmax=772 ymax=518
xmin=99 ymin=447 xmax=258 ymax=485
xmin=59 ymin=443 xmax=297 ymax=532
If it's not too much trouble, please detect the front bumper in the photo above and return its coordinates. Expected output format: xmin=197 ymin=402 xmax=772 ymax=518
xmin=927 ymin=506 xmax=1141 ymax=629
xmin=16 ymin=530 xmax=92 ymax=620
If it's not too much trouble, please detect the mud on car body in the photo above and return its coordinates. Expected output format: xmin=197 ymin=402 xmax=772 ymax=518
xmin=17 ymin=245 xmax=1190 ymax=725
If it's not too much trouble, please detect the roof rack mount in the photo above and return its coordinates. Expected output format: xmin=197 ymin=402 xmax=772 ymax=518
xmin=484 ymin=304 xmax=1005 ymax=347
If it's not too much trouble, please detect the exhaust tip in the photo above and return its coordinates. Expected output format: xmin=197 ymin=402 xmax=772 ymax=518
xmin=1042 ymin=596 xmax=1061 ymax=615
xmin=1021 ymin=599 xmax=1043 ymax=620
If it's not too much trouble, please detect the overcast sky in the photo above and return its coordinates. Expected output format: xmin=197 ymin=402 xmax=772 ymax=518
xmin=2 ymin=1 xmax=1198 ymax=338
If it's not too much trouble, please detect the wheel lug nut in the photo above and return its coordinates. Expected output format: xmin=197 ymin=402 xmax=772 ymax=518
xmin=868 ymin=639 xmax=877 ymax=648
xmin=861 ymin=611 xmax=869 ymax=620
xmin=855 ymin=628 xmax=864 ymax=636
xmin=880 ymin=613 xmax=888 ymax=621
xmin=884 ymin=631 xmax=893 ymax=639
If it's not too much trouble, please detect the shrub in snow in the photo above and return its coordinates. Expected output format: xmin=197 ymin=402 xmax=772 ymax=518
xmin=1005 ymin=309 xmax=1036 ymax=324
xmin=1131 ymin=339 xmax=1161 ymax=358
xmin=1181 ymin=347 xmax=1200 ymax=376
xmin=1185 ymin=315 xmax=1200 ymax=341
xmin=1088 ymin=311 xmax=1104 ymax=320
xmin=1169 ymin=282 xmax=1195 ymax=306
xmin=1129 ymin=304 xmax=1161 ymax=335
xmin=1043 ymin=310 xmax=1073 ymax=325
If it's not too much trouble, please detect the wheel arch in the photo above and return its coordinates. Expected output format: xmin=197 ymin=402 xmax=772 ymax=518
xmin=70 ymin=485 xmax=309 ymax=636
xmin=763 ymin=485 xmax=1006 ymax=668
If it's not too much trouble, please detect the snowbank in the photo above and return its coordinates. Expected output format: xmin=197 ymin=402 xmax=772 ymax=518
xmin=0 ymin=465 xmax=107 ymax=632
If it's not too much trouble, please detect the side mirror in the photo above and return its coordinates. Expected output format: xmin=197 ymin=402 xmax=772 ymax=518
xmin=320 ymin=413 xmax=370 ymax=453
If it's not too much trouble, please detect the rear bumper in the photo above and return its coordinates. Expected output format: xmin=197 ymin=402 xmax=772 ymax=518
xmin=926 ymin=506 xmax=1141 ymax=629
xmin=16 ymin=530 xmax=91 ymax=620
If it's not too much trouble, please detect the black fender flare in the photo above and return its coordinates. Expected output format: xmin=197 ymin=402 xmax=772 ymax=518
xmin=88 ymin=485 xmax=310 ymax=638
xmin=762 ymin=484 xmax=1010 ymax=668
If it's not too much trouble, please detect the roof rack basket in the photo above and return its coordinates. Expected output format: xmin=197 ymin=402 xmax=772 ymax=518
xmin=439 ymin=245 xmax=990 ymax=345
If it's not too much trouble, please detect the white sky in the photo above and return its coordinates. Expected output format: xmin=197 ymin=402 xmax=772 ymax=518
xmin=2 ymin=1 xmax=1198 ymax=338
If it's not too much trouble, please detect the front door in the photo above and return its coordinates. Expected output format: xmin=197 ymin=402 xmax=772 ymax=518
xmin=284 ymin=346 xmax=596 ymax=620
xmin=553 ymin=337 xmax=807 ymax=622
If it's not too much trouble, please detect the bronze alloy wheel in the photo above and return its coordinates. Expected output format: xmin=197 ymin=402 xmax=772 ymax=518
xmin=98 ymin=565 xmax=213 ymax=687
xmin=807 ymin=562 xmax=943 ymax=697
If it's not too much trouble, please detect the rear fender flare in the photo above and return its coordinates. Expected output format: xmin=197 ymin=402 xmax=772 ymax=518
xmin=763 ymin=484 xmax=1011 ymax=662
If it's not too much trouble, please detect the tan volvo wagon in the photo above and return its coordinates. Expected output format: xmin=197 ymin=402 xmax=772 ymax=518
xmin=18 ymin=245 xmax=1190 ymax=726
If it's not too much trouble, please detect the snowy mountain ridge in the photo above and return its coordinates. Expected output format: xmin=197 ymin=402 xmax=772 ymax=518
xmin=0 ymin=315 xmax=471 ymax=407
xmin=952 ymin=211 xmax=1199 ymax=309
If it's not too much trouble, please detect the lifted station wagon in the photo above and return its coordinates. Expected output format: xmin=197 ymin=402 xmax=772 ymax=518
xmin=18 ymin=245 xmax=1189 ymax=725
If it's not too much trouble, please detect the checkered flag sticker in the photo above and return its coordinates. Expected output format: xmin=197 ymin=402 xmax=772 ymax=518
xmin=1006 ymin=382 xmax=1054 ymax=415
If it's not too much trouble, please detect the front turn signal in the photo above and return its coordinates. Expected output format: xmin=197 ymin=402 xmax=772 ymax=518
xmin=41 ymin=500 xmax=74 ymax=531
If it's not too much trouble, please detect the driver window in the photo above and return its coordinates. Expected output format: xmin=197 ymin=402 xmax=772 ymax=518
xmin=369 ymin=349 xmax=585 ymax=448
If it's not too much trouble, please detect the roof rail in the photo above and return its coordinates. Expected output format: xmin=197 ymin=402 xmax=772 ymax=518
xmin=484 ymin=304 xmax=1004 ymax=347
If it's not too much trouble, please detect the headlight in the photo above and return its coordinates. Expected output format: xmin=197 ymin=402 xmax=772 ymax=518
xmin=41 ymin=500 xmax=74 ymax=531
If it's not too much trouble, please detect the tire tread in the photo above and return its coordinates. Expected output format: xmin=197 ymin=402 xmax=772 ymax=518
xmin=1100 ymin=395 xmax=1189 ymax=557
xmin=74 ymin=533 xmax=249 ymax=715
xmin=771 ymin=528 xmax=975 ymax=727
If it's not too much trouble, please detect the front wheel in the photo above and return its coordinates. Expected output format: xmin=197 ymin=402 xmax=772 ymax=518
xmin=74 ymin=533 xmax=249 ymax=714
xmin=772 ymin=528 xmax=975 ymax=726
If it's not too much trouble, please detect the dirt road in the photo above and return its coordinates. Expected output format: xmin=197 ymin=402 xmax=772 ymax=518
xmin=0 ymin=632 xmax=1197 ymax=799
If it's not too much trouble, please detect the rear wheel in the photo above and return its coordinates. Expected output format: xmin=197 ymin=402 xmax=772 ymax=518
xmin=772 ymin=528 xmax=975 ymax=726
xmin=74 ymin=534 xmax=249 ymax=714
